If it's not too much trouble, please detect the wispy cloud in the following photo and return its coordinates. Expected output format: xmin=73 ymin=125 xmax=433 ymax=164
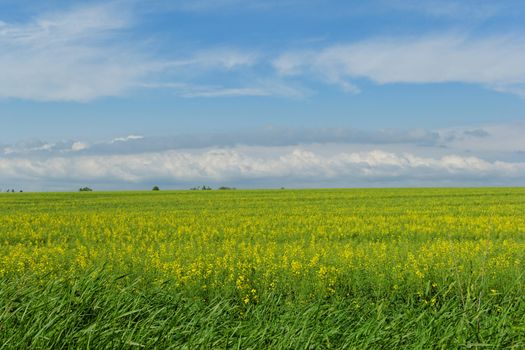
xmin=2 ymin=139 xmax=91 ymax=156
xmin=149 ymin=0 xmax=504 ymax=20
xmin=0 ymin=4 xmax=275 ymax=101
xmin=3 ymin=2 xmax=525 ymax=102
xmin=151 ymin=0 xmax=306 ymax=13
xmin=179 ymin=87 xmax=270 ymax=98
xmin=0 ymin=3 xmax=165 ymax=101
xmin=167 ymin=48 xmax=259 ymax=71
xmin=144 ymin=80 xmax=309 ymax=99
xmin=273 ymin=34 xmax=525 ymax=97
xmin=110 ymin=135 xmax=144 ymax=144
xmin=385 ymin=0 xmax=502 ymax=20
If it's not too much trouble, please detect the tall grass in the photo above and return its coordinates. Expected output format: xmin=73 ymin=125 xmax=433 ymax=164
xmin=2 ymin=270 xmax=524 ymax=348
xmin=1 ymin=188 xmax=525 ymax=348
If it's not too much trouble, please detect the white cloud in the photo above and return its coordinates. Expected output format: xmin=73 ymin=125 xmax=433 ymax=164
xmin=71 ymin=142 xmax=89 ymax=152
xmin=110 ymin=135 xmax=144 ymax=144
xmin=2 ymin=122 xmax=524 ymax=189
xmin=0 ymin=4 xmax=168 ymax=101
xmin=4 ymin=3 xmax=525 ymax=102
xmin=273 ymin=34 xmax=525 ymax=97
xmin=168 ymin=48 xmax=259 ymax=70
xmin=0 ymin=4 xmax=266 ymax=101
xmin=0 ymin=5 xmax=166 ymax=101
xmin=1 ymin=139 xmax=93 ymax=155
xmin=1 ymin=146 xmax=524 ymax=189
xmin=149 ymin=80 xmax=309 ymax=98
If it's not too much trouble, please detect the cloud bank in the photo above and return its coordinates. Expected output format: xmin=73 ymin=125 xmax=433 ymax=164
xmin=5 ymin=122 xmax=525 ymax=157
xmin=0 ymin=125 xmax=490 ymax=157
xmin=1 ymin=123 xmax=525 ymax=190
xmin=1 ymin=147 xmax=524 ymax=191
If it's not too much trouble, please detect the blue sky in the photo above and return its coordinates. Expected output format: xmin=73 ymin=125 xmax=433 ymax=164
xmin=1 ymin=0 xmax=525 ymax=190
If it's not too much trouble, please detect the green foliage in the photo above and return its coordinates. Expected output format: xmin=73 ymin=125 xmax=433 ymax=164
xmin=79 ymin=187 xmax=93 ymax=192
xmin=190 ymin=185 xmax=212 ymax=190
xmin=152 ymin=186 xmax=160 ymax=191
xmin=1 ymin=188 xmax=525 ymax=347
xmin=1 ymin=271 xmax=524 ymax=348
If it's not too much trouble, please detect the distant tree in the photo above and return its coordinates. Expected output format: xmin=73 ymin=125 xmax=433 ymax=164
xmin=218 ymin=186 xmax=236 ymax=190
xmin=190 ymin=185 xmax=212 ymax=190
xmin=152 ymin=186 xmax=160 ymax=191
xmin=79 ymin=187 xmax=93 ymax=192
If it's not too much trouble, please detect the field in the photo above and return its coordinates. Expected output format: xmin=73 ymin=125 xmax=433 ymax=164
xmin=1 ymin=188 xmax=525 ymax=348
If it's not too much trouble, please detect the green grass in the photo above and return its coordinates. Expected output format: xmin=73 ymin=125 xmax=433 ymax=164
xmin=2 ymin=270 xmax=525 ymax=349
xmin=1 ymin=188 xmax=525 ymax=348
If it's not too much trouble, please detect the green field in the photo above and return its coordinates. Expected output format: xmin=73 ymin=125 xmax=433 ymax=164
xmin=1 ymin=188 xmax=525 ymax=348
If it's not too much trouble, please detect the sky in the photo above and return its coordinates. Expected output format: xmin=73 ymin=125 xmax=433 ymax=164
xmin=1 ymin=0 xmax=525 ymax=191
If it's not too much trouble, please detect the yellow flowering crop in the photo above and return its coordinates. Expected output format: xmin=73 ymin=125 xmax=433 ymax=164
xmin=1 ymin=188 xmax=524 ymax=304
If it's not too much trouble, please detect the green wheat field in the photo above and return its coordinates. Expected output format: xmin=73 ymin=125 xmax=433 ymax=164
xmin=1 ymin=188 xmax=525 ymax=348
